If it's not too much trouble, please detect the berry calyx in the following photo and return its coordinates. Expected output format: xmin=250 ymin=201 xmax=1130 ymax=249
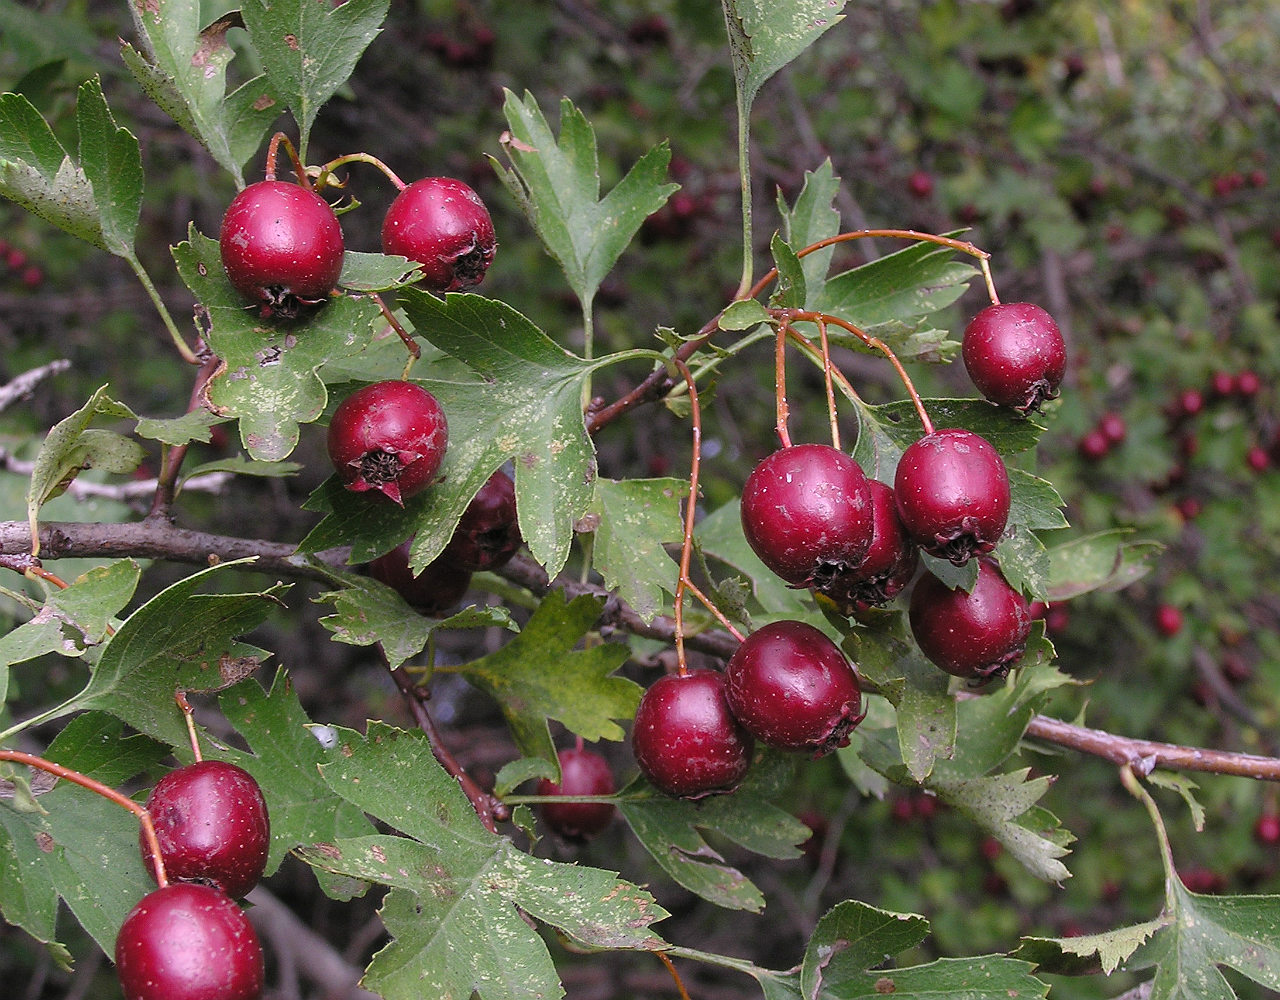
xmin=908 ymin=558 xmax=1032 ymax=681
xmin=740 ymin=443 xmax=874 ymax=589
xmin=442 ymin=469 xmax=522 ymax=571
xmin=328 ymin=380 xmax=448 ymax=505
xmin=631 ymin=669 xmax=753 ymax=799
xmin=536 ymin=746 xmax=617 ymax=842
xmin=893 ymin=428 xmax=1010 ymax=564
xmin=219 ymin=180 xmax=345 ymax=319
xmin=114 ymin=883 xmax=264 ymax=1000
xmin=368 ymin=538 xmax=472 ymax=615
xmin=381 ymin=177 xmax=496 ymax=293
xmin=962 ymin=302 xmax=1067 ymax=414
xmin=724 ymin=620 xmax=864 ymax=756
xmin=817 ymin=479 xmax=919 ymax=612
xmin=141 ymin=760 xmax=270 ymax=900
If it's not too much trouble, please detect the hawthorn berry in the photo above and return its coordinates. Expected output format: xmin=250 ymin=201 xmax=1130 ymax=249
xmin=962 ymin=302 xmax=1067 ymax=414
xmin=1154 ymin=603 xmax=1184 ymax=637
xmin=1254 ymin=813 xmax=1280 ymax=847
xmin=536 ymin=746 xmax=616 ymax=842
xmin=442 ymin=469 xmax=522 ymax=571
xmin=909 ymin=558 xmax=1032 ymax=681
xmin=893 ymin=428 xmax=1010 ymax=564
xmin=328 ymin=380 xmax=447 ymax=505
xmin=114 ymin=883 xmax=264 ymax=1000
xmin=740 ymin=443 xmax=874 ymax=589
xmin=907 ymin=169 xmax=935 ymax=199
xmin=368 ymin=539 xmax=472 ymax=615
xmin=724 ymin=620 xmax=864 ymax=756
xmin=219 ymin=180 xmax=344 ymax=318
xmin=631 ymin=669 xmax=753 ymax=799
xmin=1077 ymin=429 xmax=1110 ymax=462
xmin=382 ymin=176 xmax=496 ymax=293
xmin=817 ymin=479 xmax=919 ymax=612
xmin=141 ymin=760 xmax=270 ymax=900
xmin=1097 ymin=412 xmax=1127 ymax=446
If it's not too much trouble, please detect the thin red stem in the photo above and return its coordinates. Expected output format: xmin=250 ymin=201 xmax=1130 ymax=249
xmin=657 ymin=952 xmax=694 ymax=1000
xmin=671 ymin=358 xmax=704 ymax=677
xmin=774 ymin=323 xmax=793 ymax=448
xmin=313 ymin=152 xmax=407 ymax=192
xmin=815 ymin=315 xmax=841 ymax=450
xmin=264 ymin=132 xmax=310 ymax=189
xmin=175 ymin=691 xmax=203 ymax=763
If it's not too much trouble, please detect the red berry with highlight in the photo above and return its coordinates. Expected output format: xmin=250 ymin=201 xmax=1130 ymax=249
xmin=740 ymin=444 xmax=874 ymax=589
xmin=909 ymin=558 xmax=1031 ymax=681
xmin=219 ymin=180 xmax=344 ymax=318
xmin=368 ymin=538 xmax=472 ymax=615
xmin=114 ymin=883 xmax=264 ymax=1000
xmin=894 ymin=428 xmax=1010 ymax=564
xmin=1154 ymin=603 xmax=1184 ymax=637
xmin=632 ymin=669 xmax=753 ymax=799
xmin=724 ymin=620 xmax=864 ymax=756
xmin=141 ymin=761 xmax=270 ymax=900
xmin=382 ymin=176 xmax=496 ymax=293
xmin=537 ymin=746 xmax=616 ymax=842
xmin=328 ymin=380 xmax=448 ymax=505
xmin=962 ymin=302 xmax=1067 ymax=414
xmin=442 ymin=469 xmax=522 ymax=571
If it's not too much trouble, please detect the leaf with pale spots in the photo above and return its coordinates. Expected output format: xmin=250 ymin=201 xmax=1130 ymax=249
xmin=296 ymin=723 xmax=667 ymax=1000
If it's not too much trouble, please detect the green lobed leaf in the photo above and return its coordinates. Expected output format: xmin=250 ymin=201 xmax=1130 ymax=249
xmin=1046 ymin=529 xmax=1162 ymax=601
xmin=778 ymin=159 xmax=842 ymax=307
xmin=240 ymin=0 xmax=390 ymax=154
xmin=172 ymin=227 xmax=382 ymax=461
xmin=73 ymin=76 xmax=142 ymax=258
xmin=298 ymin=723 xmax=668 ymax=1000
xmin=122 ymin=0 xmax=279 ymax=184
xmin=585 ymin=477 xmax=686 ymax=623
xmin=458 ymin=592 xmax=639 ymax=764
xmin=800 ymin=900 xmax=929 ymax=999
xmin=721 ymin=0 xmax=848 ymax=110
xmin=133 ymin=408 xmax=228 ymax=447
xmin=719 ymin=298 xmax=772 ymax=332
xmin=496 ymin=90 xmax=679 ymax=306
xmin=1017 ymin=919 xmax=1168 ymax=976
xmin=769 ymin=232 xmax=806 ymax=308
xmin=338 ymin=250 xmax=420 ymax=292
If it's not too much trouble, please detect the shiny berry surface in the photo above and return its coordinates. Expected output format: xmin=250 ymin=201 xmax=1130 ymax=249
xmin=219 ymin=180 xmax=344 ymax=318
xmin=536 ymin=746 xmax=616 ymax=842
xmin=382 ymin=177 xmax=496 ymax=293
xmin=141 ymin=760 xmax=270 ymax=899
xmin=893 ymin=428 xmax=1010 ymax=564
xmin=114 ymin=883 xmax=264 ymax=1000
xmin=443 ymin=469 xmax=522 ymax=571
xmin=724 ymin=620 xmax=864 ymax=756
xmin=631 ymin=669 xmax=753 ymax=799
xmin=962 ymin=302 xmax=1066 ymax=414
xmin=327 ymin=380 xmax=448 ymax=505
xmin=368 ymin=539 xmax=472 ymax=615
xmin=818 ymin=479 xmax=919 ymax=611
xmin=909 ymin=558 xmax=1031 ymax=681
xmin=740 ymin=444 xmax=874 ymax=588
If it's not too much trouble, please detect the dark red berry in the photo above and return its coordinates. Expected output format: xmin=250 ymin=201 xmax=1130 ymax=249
xmin=816 ymin=480 xmax=918 ymax=611
xmin=381 ymin=177 xmax=496 ymax=293
xmin=907 ymin=169 xmax=935 ymax=199
xmin=1154 ymin=603 xmax=1184 ymax=637
xmin=1098 ymin=412 xmax=1127 ymax=445
xmin=1235 ymin=370 xmax=1261 ymax=397
xmin=631 ymin=669 xmax=753 ymax=799
xmin=536 ymin=746 xmax=616 ymax=842
xmin=1077 ymin=429 xmax=1110 ymax=461
xmin=962 ymin=302 xmax=1067 ymax=414
xmin=442 ymin=470 xmax=522 ymax=571
xmin=1174 ymin=388 xmax=1204 ymax=420
xmin=114 ymin=883 xmax=264 ymax=1000
xmin=740 ymin=444 xmax=874 ymax=588
xmin=724 ymin=620 xmax=864 ymax=756
xmin=1247 ymin=446 xmax=1270 ymax=473
xmin=909 ymin=558 xmax=1031 ymax=681
xmin=1209 ymin=371 xmax=1236 ymax=399
xmin=893 ymin=428 xmax=1010 ymax=564
xmin=328 ymin=380 xmax=448 ymax=505
xmin=141 ymin=761 xmax=270 ymax=900
xmin=1254 ymin=813 xmax=1280 ymax=846
xmin=368 ymin=539 xmax=472 ymax=615
xmin=219 ymin=180 xmax=344 ymax=318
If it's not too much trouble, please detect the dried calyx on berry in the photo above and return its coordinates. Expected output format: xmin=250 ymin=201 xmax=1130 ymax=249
xmin=817 ymin=479 xmax=919 ymax=612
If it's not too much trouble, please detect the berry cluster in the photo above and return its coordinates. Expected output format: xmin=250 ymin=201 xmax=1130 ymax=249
xmin=0 ymin=237 xmax=44 ymax=290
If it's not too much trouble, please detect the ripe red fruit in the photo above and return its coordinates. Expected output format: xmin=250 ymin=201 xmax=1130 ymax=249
xmin=1247 ymin=446 xmax=1270 ymax=473
xmin=368 ymin=539 xmax=472 ymax=615
xmin=909 ymin=558 xmax=1032 ymax=681
xmin=1235 ymin=370 xmax=1261 ymax=397
xmin=893 ymin=428 xmax=1010 ymax=564
xmin=631 ymin=669 xmax=753 ymax=799
xmin=962 ymin=302 xmax=1067 ymax=414
xmin=442 ymin=469 xmax=522 ymax=571
xmin=907 ymin=169 xmax=935 ymax=199
xmin=114 ymin=883 xmax=264 ymax=1000
xmin=724 ymin=620 xmax=864 ymax=756
xmin=1077 ymin=429 xmax=1110 ymax=462
xmin=381 ymin=177 xmax=496 ymax=293
xmin=1154 ymin=603 xmax=1184 ymax=637
xmin=536 ymin=746 xmax=617 ymax=842
xmin=219 ymin=180 xmax=344 ymax=318
xmin=1254 ymin=813 xmax=1280 ymax=846
xmin=740 ymin=444 xmax=874 ymax=588
xmin=328 ymin=380 xmax=448 ymax=505
xmin=1097 ymin=412 xmax=1127 ymax=446
xmin=817 ymin=480 xmax=919 ymax=612
xmin=141 ymin=761 xmax=270 ymax=900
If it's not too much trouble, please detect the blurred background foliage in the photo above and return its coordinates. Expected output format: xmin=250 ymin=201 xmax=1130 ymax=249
xmin=2 ymin=1 xmax=1280 ymax=997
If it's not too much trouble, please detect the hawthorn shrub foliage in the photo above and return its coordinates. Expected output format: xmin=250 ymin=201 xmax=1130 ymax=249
xmin=0 ymin=2 xmax=1278 ymax=999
